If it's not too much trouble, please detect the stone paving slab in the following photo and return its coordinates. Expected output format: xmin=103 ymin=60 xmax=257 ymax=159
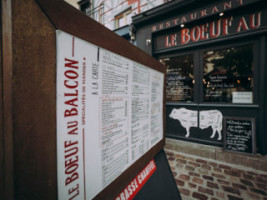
xmin=165 ymin=149 xmax=267 ymax=200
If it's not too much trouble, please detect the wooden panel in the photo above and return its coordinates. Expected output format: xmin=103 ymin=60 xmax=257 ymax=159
xmin=1 ymin=0 xmax=14 ymax=199
xmin=0 ymin=1 xmax=4 ymax=199
xmin=12 ymin=0 xmax=57 ymax=199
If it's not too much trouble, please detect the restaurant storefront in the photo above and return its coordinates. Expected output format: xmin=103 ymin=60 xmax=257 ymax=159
xmin=132 ymin=0 xmax=267 ymax=155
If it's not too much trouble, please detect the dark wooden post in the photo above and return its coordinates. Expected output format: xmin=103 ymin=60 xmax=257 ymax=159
xmin=2 ymin=0 xmax=57 ymax=199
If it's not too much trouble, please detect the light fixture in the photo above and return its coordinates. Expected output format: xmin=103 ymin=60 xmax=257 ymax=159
xmin=219 ymin=12 xmax=224 ymax=17
xmin=180 ymin=24 xmax=185 ymax=28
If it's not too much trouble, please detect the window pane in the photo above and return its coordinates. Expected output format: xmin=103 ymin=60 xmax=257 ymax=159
xmin=118 ymin=17 xmax=125 ymax=27
xmin=203 ymin=45 xmax=253 ymax=103
xmin=160 ymin=54 xmax=194 ymax=102
xmin=126 ymin=12 xmax=132 ymax=24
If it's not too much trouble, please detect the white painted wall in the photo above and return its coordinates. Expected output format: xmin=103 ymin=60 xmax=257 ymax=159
xmin=63 ymin=0 xmax=171 ymax=30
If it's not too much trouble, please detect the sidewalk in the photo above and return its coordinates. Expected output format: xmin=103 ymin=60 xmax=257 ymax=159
xmin=165 ymin=144 xmax=267 ymax=200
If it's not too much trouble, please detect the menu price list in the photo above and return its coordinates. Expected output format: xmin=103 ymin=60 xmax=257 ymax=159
xmin=99 ymin=49 xmax=164 ymax=189
xmin=100 ymin=96 xmax=129 ymax=188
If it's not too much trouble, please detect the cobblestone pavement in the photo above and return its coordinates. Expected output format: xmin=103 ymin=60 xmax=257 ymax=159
xmin=165 ymin=149 xmax=267 ymax=200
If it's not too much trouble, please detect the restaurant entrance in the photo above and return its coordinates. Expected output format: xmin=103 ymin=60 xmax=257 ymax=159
xmin=132 ymin=0 xmax=267 ymax=154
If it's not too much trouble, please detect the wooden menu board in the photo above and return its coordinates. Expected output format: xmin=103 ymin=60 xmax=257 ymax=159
xmin=223 ymin=117 xmax=255 ymax=155
xmin=38 ymin=0 xmax=166 ymax=200
xmin=1 ymin=0 xmax=166 ymax=199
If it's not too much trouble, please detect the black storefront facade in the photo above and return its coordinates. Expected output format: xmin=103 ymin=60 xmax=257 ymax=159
xmin=132 ymin=0 xmax=267 ymax=155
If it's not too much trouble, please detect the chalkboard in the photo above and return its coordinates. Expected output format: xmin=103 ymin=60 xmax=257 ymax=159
xmin=223 ymin=117 xmax=255 ymax=155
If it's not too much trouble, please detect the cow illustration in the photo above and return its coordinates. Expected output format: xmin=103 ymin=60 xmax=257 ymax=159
xmin=169 ymin=107 xmax=222 ymax=140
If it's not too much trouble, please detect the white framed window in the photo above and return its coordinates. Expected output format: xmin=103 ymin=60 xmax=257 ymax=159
xmin=115 ymin=9 xmax=132 ymax=29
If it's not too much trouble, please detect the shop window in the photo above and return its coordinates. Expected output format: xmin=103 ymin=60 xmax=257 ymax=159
xmin=160 ymin=54 xmax=194 ymax=102
xmin=203 ymin=44 xmax=253 ymax=103
xmin=115 ymin=9 xmax=132 ymax=29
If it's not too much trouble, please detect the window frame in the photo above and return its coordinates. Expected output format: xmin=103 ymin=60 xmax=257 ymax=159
xmin=115 ymin=9 xmax=132 ymax=29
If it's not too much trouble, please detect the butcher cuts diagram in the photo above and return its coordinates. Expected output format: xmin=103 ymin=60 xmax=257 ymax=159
xmin=169 ymin=107 xmax=223 ymax=140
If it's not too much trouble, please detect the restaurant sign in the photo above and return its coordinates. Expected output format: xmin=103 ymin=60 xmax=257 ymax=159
xmin=151 ymin=0 xmax=261 ymax=32
xmin=154 ymin=9 xmax=267 ymax=51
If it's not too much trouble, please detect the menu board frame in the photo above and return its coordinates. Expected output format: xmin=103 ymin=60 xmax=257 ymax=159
xmin=34 ymin=0 xmax=166 ymax=199
xmin=223 ymin=117 xmax=256 ymax=155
